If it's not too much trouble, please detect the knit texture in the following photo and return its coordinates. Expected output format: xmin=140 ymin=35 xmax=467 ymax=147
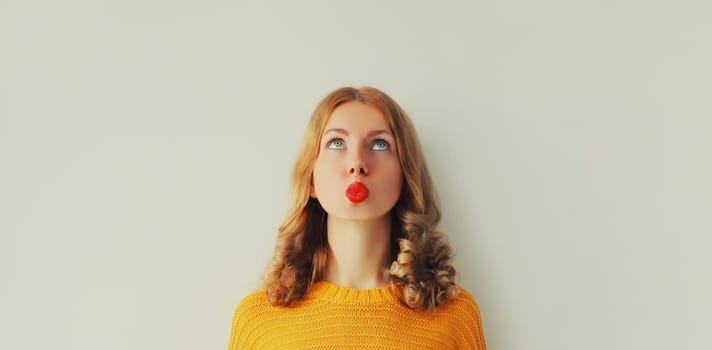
xmin=228 ymin=281 xmax=486 ymax=349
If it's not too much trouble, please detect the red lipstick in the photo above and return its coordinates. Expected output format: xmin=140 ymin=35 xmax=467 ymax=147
xmin=346 ymin=182 xmax=369 ymax=204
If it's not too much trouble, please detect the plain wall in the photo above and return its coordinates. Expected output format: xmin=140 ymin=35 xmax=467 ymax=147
xmin=2 ymin=1 xmax=711 ymax=349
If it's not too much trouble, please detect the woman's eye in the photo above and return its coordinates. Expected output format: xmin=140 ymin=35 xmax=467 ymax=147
xmin=371 ymin=139 xmax=390 ymax=151
xmin=327 ymin=139 xmax=345 ymax=149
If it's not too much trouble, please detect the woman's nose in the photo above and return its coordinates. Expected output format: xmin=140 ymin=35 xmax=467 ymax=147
xmin=348 ymin=165 xmax=368 ymax=176
xmin=348 ymin=151 xmax=368 ymax=176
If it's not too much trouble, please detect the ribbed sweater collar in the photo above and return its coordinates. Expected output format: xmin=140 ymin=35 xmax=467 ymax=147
xmin=306 ymin=281 xmax=399 ymax=305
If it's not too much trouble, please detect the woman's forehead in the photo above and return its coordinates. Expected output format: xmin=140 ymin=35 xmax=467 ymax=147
xmin=324 ymin=101 xmax=391 ymax=132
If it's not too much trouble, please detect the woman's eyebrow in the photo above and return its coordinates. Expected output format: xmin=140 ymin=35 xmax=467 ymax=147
xmin=323 ymin=128 xmax=393 ymax=138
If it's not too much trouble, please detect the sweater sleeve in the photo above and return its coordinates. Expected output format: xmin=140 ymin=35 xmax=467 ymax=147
xmin=227 ymin=291 xmax=265 ymax=350
xmin=454 ymin=289 xmax=488 ymax=350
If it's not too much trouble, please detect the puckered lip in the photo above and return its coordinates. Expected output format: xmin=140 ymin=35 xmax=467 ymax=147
xmin=345 ymin=181 xmax=369 ymax=203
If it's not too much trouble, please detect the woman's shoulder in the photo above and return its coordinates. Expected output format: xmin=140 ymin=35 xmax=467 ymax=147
xmin=451 ymin=286 xmax=482 ymax=310
xmin=228 ymin=289 xmax=274 ymax=348
xmin=439 ymin=286 xmax=485 ymax=326
xmin=437 ymin=286 xmax=487 ymax=348
xmin=232 ymin=289 xmax=271 ymax=319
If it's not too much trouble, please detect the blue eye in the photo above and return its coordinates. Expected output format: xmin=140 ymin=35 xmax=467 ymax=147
xmin=372 ymin=139 xmax=390 ymax=151
xmin=327 ymin=138 xmax=345 ymax=150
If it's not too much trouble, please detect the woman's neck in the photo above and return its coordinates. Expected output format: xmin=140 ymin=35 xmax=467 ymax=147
xmin=323 ymin=214 xmax=391 ymax=289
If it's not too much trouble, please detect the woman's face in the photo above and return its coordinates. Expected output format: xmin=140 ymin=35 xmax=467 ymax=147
xmin=312 ymin=101 xmax=403 ymax=221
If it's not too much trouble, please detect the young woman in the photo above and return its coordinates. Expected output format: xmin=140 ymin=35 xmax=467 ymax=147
xmin=228 ymin=87 xmax=486 ymax=349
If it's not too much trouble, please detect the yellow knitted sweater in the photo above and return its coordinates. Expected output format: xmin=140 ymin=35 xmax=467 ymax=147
xmin=228 ymin=281 xmax=486 ymax=349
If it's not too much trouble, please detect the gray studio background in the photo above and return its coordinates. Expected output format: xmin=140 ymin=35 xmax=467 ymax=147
xmin=2 ymin=1 xmax=711 ymax=349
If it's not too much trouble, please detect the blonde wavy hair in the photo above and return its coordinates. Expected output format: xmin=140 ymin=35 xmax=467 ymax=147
xmin=263 ymin=86 xmax=459 ymax=311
